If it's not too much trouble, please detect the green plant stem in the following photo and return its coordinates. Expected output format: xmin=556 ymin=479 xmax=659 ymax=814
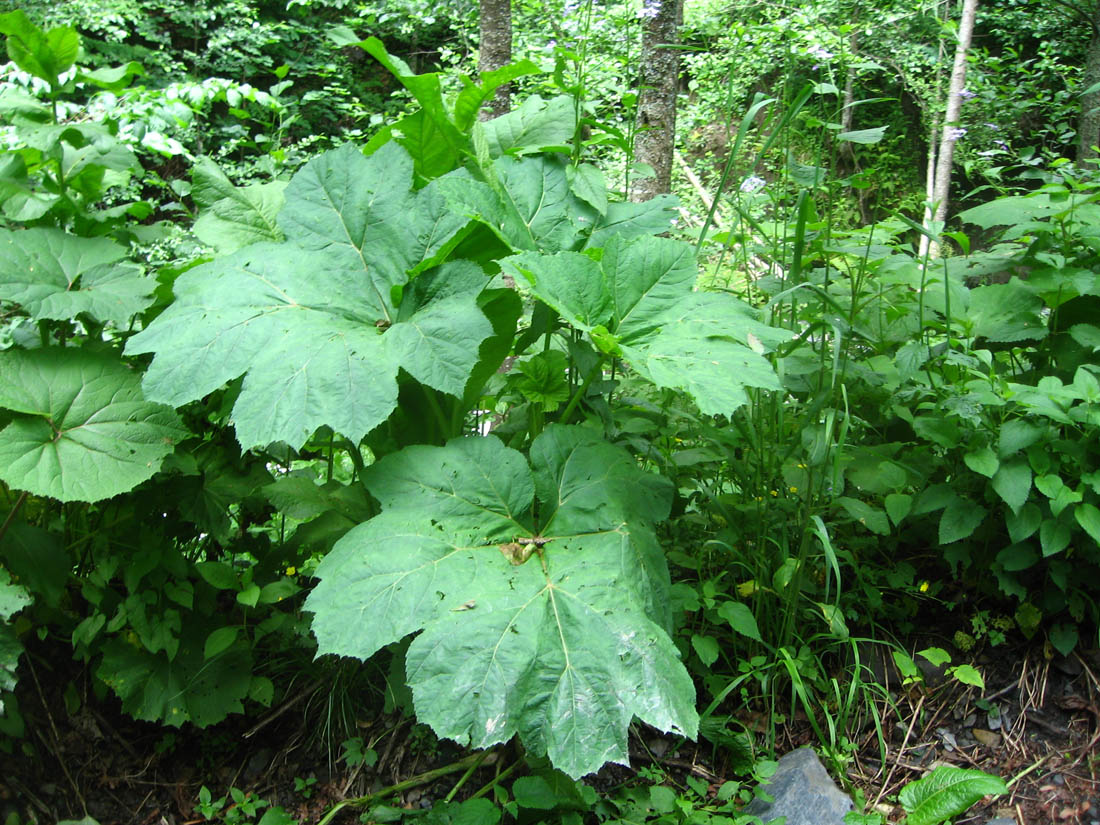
xmin=443 ymin=748 xmax=491 ymax=803
xmin=338 ymin=437 xmax=367 ymax=479
xmin=316 ymin=751 xmax=491 ymax=825
xmin=0 ymin=491 xmax=28 ymax=545
xmin=468 ymin=757 xmax=521 ymax=800
xmin=423 ymin=385 xmax=451 ymax=443
xmin=559 ymin=353 xmax=609 ymax=425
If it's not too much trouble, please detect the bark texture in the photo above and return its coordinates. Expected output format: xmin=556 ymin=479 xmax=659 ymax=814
xmin=631 ymin=0 xmax=684 ymax=202
xmin=1078 ymin=3 xmax=1100 ymax=163
xmin=478 ymin=0 xmax=512 ymax=119
xmin=920 ymin=0 xmax=978 ymax=259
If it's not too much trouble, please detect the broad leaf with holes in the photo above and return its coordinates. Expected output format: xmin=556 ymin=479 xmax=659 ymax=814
xmin=126 ymin=142 xmax=492 ymax=450
xmin=0 ymin=348 xmax=186 ymax=502
xmin=305 ymin=426 xmax=697 ymax=778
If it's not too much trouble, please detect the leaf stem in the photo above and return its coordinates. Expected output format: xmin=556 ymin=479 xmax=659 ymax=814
xmin=443 ymin=748 xmax=491 ymax=803
xmin=315 ymin=751 xmax=492 ymax=824
xmin=468 ymin=757 xmax=521 ymax=801
xmin=423 ymin=385 xmax=452 ymax=443
xmin=559 ymin=353 xmax=608 ymax=425
xmin=0 ymin=491 xmax=28 ymax=546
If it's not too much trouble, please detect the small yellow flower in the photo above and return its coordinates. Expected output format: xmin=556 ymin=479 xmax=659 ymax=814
xmin=770 ymin=490 xmax=778 ymax=497
xmin=789 ymin=486 xmax=798 ymax=493
xmin=754 ymin=496 xmax=764 ymax=502
xmin=286 ymin=566 xmax=297 ymax=576
xmin=919 ymin=581 xmax=930 ymax=593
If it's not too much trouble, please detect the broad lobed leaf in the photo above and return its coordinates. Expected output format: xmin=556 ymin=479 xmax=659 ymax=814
xmin=501 ymin=235 xmax=790 ymax=416
xmin=0 ymin=228 xmax=154 ymax=323
xmin=0 ymin=348 xmax=186 ymax=502
xmin=305 ymin=427 xmax=696 ymax=778
xmin=127 ymin=143 xmax=492 ymax=450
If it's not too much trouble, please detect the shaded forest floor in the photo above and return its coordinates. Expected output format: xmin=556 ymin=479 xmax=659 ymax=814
xmin=2 ymin=635 xmax=1098 ymax=825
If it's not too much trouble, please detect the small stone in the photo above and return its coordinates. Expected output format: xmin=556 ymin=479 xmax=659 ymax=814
xmin=987 ymin=706 xmax=1003 ymax=731
xmin=647 ymin=737 xmax=670 ymax=758
xmin=744 ymin=747 xmax=853 ymax=825
xmin=935 ymin=727 xmax=958 ymax=751
xmin=972 ymin=728 xmax=1001 ymax=747
xmin=1053 ymin=655 xmax=1082 ymax=676
xmin=243 ymin=748 xmax=273 ymax=781
xmin=963 ymin=712 xmax=977 ymax=727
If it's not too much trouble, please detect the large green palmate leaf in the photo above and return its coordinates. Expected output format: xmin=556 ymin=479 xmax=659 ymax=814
xmin=191 ymin=157 xmax=286 ymax=253
xmin=439 ymin=155 xmax=599 ymax=252
xmin=479 ymin=95 xmax=578 ymax=158
xmin=305 ymin=426 xmax=698 ymax=778
xmin=0 ymin=349 xmax=186 ymax=502
xmin=127 ymin=142 xmax=492 ymax=450
xmin=0 ymin=228 xmax=154 ymax=323
xmin=500 ymin=235 xmax=790 ymax=416
xmin=438 ymin=155 xmax=680 ymax=254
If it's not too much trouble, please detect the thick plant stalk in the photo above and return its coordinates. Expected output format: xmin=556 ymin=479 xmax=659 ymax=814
xmin=478 ymin=0 xmax=512 ymax=118
xmin=631 ymin=0 xmax=684 ymax=201
xmin=919 ymin=0 xmax=979 ymax=258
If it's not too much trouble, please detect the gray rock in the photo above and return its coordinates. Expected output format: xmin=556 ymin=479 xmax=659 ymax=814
xmin=984 ymin=819 xmax=1017 ymax=825
xmin=744 ymin=747 xmax=853 ymax=825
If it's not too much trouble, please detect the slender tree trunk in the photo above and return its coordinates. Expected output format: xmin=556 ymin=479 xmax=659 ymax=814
xmin=920 ymin=0 xmax=979 ymax=258
xmin=479 ymin=0 xmax=512 ymax=119
xmin=631 ymin=0 xmax=684 ymax=202
xmin=1077 ymin=2 xmax=1100 ymax=163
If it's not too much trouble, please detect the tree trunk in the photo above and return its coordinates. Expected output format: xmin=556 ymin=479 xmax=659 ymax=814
xmin=631 ymin=0 xmax=684 ymax=202
xmin=1078 ymin=3 xmax=1100 ymax=163
xmin=478 ymin=0 xmax=512 ymax=119
xmin=919 ymin=0 xmax=979 ymax=259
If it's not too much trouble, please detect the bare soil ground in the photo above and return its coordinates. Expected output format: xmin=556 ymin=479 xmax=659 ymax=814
xmin=1 ymin=637 xmax=1097 ymax=825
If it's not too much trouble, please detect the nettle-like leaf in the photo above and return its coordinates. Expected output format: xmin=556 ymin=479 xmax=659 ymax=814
xmin=0 ymin=349 xmax=186 ymax=502
xmin=127 ymin=142 xmax=493 ymax=450
xmin=899 ymin=765 xmax=1008 ymax=825
xmin=501 ymin=235 xmax=791 ymax=415
xmin=0 ymin=228 xmax=154 ymax=323
xmin=97 ymin=633 xmax=252 ymax=728
xmin=305 ymin=426 xmax=698 ymax=778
